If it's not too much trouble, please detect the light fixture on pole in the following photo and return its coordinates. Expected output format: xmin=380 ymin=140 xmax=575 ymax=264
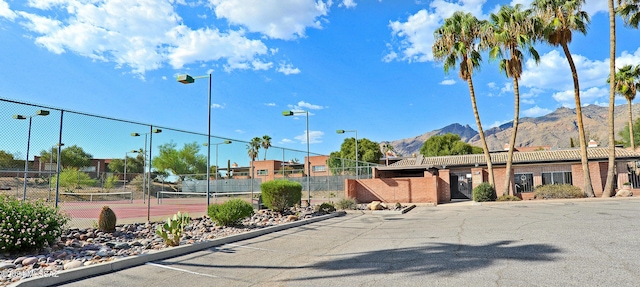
xmin=205 ymin=140 xmax=232 ymax=202
xmin=13 ymin=110 xmax=50 ymax=200
xmin=336 ymin=129 xmax=358 ymax=179
xmin=124 ymin=150 xmax=139 ymax=192
xmin=177 ymin=73 xmax=214 ymax=206
xmin=282 ymin=110 xmax=311 ymax=206
xmin=131 ymin=129 xmax=161 ymax=205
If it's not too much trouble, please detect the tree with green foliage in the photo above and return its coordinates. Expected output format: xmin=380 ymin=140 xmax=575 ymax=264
xmin=39 ymin=145 xmax=92 ymax=169
xmin=0 ymin=150 xmax=21 ymax=169
xmin=532 ymin=0 xmax=594 ymax=197
xmin=619 ymin=117 xmax=640 ymax=148
xmin=611 ymin=64 xmax=640 ymax=149
xmin=152 ymin=141 xmax=206 ymax=180
xmin=618 ymin=0 xmax=640 ymax=28
xmin=488 ymin=4 xmax=541 ymax=196
xmin=433 ymin=11 xmax=495 ymax=187
xmin=108 ymin=152 xmax=144 ymax=174
xmin=261 ymin=135 xmax=272 ymax=160
xmin=328 ymin=137 xmax=382 ymax=175
xmin=420 ymin=133 xmax=482 ymax=157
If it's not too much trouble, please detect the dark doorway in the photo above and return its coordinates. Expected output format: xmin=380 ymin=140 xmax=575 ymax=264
xmin=450 ymin=172 xmax=472 ymax=199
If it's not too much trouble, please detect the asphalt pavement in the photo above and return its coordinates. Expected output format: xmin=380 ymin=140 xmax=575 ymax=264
xmin=19 ymin=198 xmax=640 ymax=287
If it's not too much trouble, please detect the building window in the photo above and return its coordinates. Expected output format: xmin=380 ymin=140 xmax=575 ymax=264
xmin=257 ymin=169 xmax=268 ymax=175
xmin=514 ymin=173 xmax=534 ymax=193
xmin=541 ymin=171 xmax=572 ymax=185
xmin=312 ymin=165 xmax=326 ymax=172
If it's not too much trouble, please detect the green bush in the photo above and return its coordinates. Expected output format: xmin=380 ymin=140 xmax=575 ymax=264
xmin=0 ymin=195 xmax=69 ymax=253
xmin=473 ymin=183 xmax=496 ymax=202
xmin=53 ymin=168 xmax=96 ymax=191
xmin=335 ymin=198 xmax=357 ymax=210
xmin=497 ymin=194 xmax=522 ymax=201
xmin=207 ymin=199 xmax=254 ymax=226
xmin=315 ymin=202 xmax=336 ymax=214
xmin=260 ymin=180 xmax=302 ymax=212
xmin=533 ymin=184 xmax=584 ymax=199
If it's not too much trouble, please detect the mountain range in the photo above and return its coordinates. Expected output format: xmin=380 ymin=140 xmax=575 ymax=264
xmin=383 ymin=104 xmax=639 ymax=157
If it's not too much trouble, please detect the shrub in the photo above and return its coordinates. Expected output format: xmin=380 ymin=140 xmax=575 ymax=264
xmin=156 ymin=211 xmax=191 ymax=246
xmin=533 ymin=184 xmax=584 ymax=199
xmin=52 ymin=168 xmax=96 ymax=191
xmin=0 ymin=195 xmax=70 ymax=253
xmin=497 ymin=194 xmax=522 ymax=201
xmin=335 ymin=198 xmax=357 ymax=210
xmin=315 ymin=202 xmax=336 ymax=214
xmin=260 ymin=180 xmax=302 ymax=212
xmin=473 ymin=183 xmax=496 ymax=202
xmin=103 ymin=174 xmax=119 ymax=191
xmin=207 ymin=199 xmax=254 ymax=226
xmin=98 ymin=206 xmax=117 ymax=232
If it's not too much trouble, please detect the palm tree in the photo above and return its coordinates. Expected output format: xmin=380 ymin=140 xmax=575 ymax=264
xmin=488 ymin=4 xmax=541 ymax=196
xmin=603 ymin=0 xmax=618 ymax=198
xmin=382 ymin=143 xmax=395 ymax=166
xmin=261 ymin=135 xmax=272 ymax=160
xmin=618 ymin=0 xmax=640 ymax=28
xmin=612 ymin=65 xmax=640 ymax=149
xmin=531 ymin=0 xmax=595 ymax=197
xmin=247 ymin=136 xmax=261 ymax=201
xmin=433 ymin=11 xmax=495 ymax=186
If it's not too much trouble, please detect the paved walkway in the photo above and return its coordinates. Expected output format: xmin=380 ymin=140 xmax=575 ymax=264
xmin=39 ymin=198 xmax=640 ymax=286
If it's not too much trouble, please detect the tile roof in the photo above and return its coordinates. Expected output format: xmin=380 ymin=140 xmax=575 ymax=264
xmin=386 ymin=147 xmax=640 ymax=168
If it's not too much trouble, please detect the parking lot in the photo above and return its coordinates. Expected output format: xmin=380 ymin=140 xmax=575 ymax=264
xmin=54 ymin=198 xmax=640 ymax=287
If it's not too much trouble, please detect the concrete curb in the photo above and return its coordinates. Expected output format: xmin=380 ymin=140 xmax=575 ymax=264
xmin=12 ymin=211 xmax=346 ymax=287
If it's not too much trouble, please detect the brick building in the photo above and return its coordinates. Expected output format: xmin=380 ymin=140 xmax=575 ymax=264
xmin=346 ymin=147 xmax=640 ymax=204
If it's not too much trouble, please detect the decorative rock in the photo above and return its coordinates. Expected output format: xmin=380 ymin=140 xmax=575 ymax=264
xmin=13 ymin=256 xmax=27 ymax=265
xmin=287 ymin=215 xmax=299 ymax=222
xmin=63 ymin=260 xmax=83 ymax=270
xmin=368 ymin=201 xmax=383 ymax=210
xmin=0 ymin=262 xmax=16 ymax=270
xmin=21 ymin=257 xmax=38 ymax=265
xmin=615 ymin=189 xmax=633 ymax=197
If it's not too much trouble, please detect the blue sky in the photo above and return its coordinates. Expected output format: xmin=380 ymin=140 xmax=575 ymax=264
xmin=1 ymin=0 xmax=639 ymax=163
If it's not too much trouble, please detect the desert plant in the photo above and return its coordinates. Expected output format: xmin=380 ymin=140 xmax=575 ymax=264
xmin=207 ymin=199 xmax=254 ymax=227
xmin=473 ymin=182 xmax=497 ymax=202
xmin=103 ymin=174 xmax=118 ymax=191
xmin=335 ymin=198 xmax=357 ymax=210
xmin=497 ymin=194 xmax=522 ymax=201
xmin=98 ymin=206 xmax=117 ymax=232
xmin=0 ymin=194 xmax=69 ymax=253
xmin=533 ymin=184 xmax=585 ymax=199
xmin=315 ymin=202 xmax=336 ymax=214
xmin=260 ymin=180 xmax=302 ymax=212
xmin=156 ymin=211 xmax=191 ymax=246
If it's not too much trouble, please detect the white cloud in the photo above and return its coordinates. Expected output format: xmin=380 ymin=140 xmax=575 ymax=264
xmin=280 ymin=138 xmax=294 ymax=144
xmin=277 ymin=63 xmax=301 ymax=75
xmin=211 ymin=103 xmax=225 ymax=109
xmin=385 ymin=0 xmax=487 ymax=63
xmin=0 ymin=0 xmax=17 ymax=20
xmin=522 ymin=106 xmax=552 ymax=117
xmin=235 ymin=129 xmax=245 ymax=134
xmin=291 ymin=101 xmax=325 ymax=110
xmin=210 ymin=0 xmax=331 ymax=40
xmin=501 ymin=83 xmax=513 ymax=94
xmin=487 ymin=82 xmax=496 ymax=89
xmin=339 ymin=0 xmax=357 ymax=8
xmin=440 ymin=79 xmax=455 ymax=85
xmin=551 ymin=87 xmax=608 ymax=108
xmin=264 ymin=103 xmax=276 ymax=107
xmin=294 ymin=130 xmax=323 ymax=144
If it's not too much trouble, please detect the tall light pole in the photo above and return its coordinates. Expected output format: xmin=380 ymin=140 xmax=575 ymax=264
xmin=48 ymin=143 xmax=63 ymax=202
xmin=177 ymin=73 xmax=213 ymax=207
xmin=206 ymin=140 xmax=232 ymax=203
xmin=13 ymin=109 xmax=50 ymax=200
xmin=336 ymin=129 xmax=358 ymax=179
xmin=282 ymin=110 xmax=311 ymax=206
xmin=124 ymin=150 xmax=139 ymax=192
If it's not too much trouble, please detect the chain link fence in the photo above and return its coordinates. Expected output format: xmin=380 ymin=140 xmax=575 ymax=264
xmin=1 ymin=98 xmax=376 ymax=228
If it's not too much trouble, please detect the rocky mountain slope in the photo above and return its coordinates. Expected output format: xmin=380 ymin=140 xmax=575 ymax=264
xmin=383 ymin=104 xmax=638 ymax=157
